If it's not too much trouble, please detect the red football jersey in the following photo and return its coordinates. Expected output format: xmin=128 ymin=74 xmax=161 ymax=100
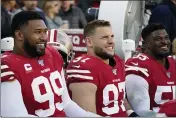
xmin=125 ymin=53 xmax=176 ymax=112
xmin=158 ymin=100 xmax=176 ymax=117
xmin=66 ymin=54 xmax=127 ymax=117
xmin=1 ymin=46 xmax=66 ymax=117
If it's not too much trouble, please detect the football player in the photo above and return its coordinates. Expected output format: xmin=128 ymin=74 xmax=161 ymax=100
xmin=125 ymin=23 xmax=176 ymax=116
xmin=1 ymin=11 xmax=100 ymax=117
xmin=66 ymin=20 xmax=137 ymax=117
xmin=47 ymin=29 xmax=74 ymax=68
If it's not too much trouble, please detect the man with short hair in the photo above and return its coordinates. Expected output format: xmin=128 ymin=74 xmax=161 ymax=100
xmin=125 ymin=23 xmax=176 ymax=116
xmin=1 ymin=11 xmax=100 ymax=117
xmin=66 ymin=20 xmax=137 ymax=117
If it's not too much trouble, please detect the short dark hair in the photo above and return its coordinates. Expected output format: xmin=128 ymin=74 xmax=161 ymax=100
xmin=84 ymin=20 xmax=111 ymax=38
xmin=141 ymin=23 xmax=166 ymax=41
xmin=11 ymin=11 xmax=44 ymax=36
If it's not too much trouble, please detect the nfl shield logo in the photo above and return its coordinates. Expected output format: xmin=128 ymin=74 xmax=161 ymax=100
xmin=112 ymin=69 xmax=117 ymax=75
xmin=166 ymin=72 xmax=171 ymax=78
xmin=38 ymin=60 xmax=44 ymax=66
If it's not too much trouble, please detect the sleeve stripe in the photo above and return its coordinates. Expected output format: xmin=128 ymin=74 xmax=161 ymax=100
xmin=125 ymin=65 xmax=149 ymax=77
xmin=67 ymin=74 xmax=93 ymax=80
xmin=66 ymin=69 xmax=91 ymax=74
xmin=1 ymin=71 xmax=14 ymax=78
xmin=9 ymin=76 xmax=15 ymax=80
xmin=1 ymin=65 xmax=9 ymax=70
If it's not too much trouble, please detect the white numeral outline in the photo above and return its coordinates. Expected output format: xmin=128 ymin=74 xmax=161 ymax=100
xmin=102 ymin=82 xmax=125 ymax=115
xmin=31 ymin=71 xmax=64 ymax=116
xmin=153 ymin=85 xmax=176 ymax=112
xmin=133 ymin=54 xmax=149 ymax=61
xmin=72 ymin=56 xmax=90 ymax=63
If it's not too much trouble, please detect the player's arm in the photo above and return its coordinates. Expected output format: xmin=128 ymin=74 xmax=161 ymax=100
xmin=1 ymin=62 xmax=36 ymax=117
xmin=125 ymin=74 xmax=156 ymax=117
xmin=125 ymin=55 xmax=157 ymax=116
xmin=69 ymin=82 xmax=97 ymax=113
xmin=1 ymin=79 xmax=36 ymax=117
xmin=60 ymin=69 xmax=101 ymax=117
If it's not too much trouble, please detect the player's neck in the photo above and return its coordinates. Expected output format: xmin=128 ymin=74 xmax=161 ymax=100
xmin=87 ymin=52 xmax=109 ymax=64
xmin=157 ymin=58 xmax=166 ymax=66
xmin=95 ymin=55 xmax=109 ymax=64
xmin=145 ymin=51 xmax=166 ymax=66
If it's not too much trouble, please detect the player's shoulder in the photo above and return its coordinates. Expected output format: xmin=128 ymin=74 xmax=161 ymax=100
xmin=66 ymin=54 xmax=98 ymax=83
xmin=67 ymin=54 xmax=97 ymax=70
xmin=1 ymin=52 xmax=17 ymax=68
xmin=46 ymin=45 xmax=58 ymax=56
xmin=167 ymin=55 xmax=175 ymax=62
xmin=114 ymin=54 xmax=124 ymax=64
xmin=125 ymin=53 xmax=150 ymax=69
xmin=167 ymin=56 xmax=176 ymax=69
xmin=45 ymin=45 xmax=63 ymax=61
xmin=125 ymin=53 xmax=150 ymax=77
xmin=1 ymin=52 xmax=13 ymax=61
xmin=1 ymin=53 xmax=16 ymax=82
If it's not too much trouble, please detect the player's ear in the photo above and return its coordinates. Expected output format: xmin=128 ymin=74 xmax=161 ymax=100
xmin=85 ymin=37 xmax=93 ymax=48
xmin=143 ymin=40 xmax=150 ymax=49
xmin=15 ymin=30 xmax=24 ymax=41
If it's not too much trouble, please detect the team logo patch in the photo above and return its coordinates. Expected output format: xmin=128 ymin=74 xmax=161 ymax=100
xmin=112 ymin=69 xmax=117 ymax=75
xmin=24 ymin=63 xmax=32 ymax=73
xmin=166 ymin=72 xmax=171 ymax=78
xmin=38 ymin=60 xmax=44 ymax=66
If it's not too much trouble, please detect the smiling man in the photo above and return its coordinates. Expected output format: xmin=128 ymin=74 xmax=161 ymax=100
xmin=66 ymin=20 xmax=136 ymax=117
xmin=125 ymin=23 xmax=176 ymax=116
xmin=1 ymin=11 xmax=101 ymax=117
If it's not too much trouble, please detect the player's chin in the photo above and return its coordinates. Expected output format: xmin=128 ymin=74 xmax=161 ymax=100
xmin=159 ymin=51 xmax=170 ymax=57
xmin=37 ymin=49 xmax=46 ymax=56
xmin=106 ymin=52 xmax=114 ymax=58
xmin=107 ymin=51 xmax=115 ymax=56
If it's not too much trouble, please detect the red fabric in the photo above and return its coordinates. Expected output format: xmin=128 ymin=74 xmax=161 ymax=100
xmin=1 ymin=46 xmax=66 ymax=117
xmin=125 ymin=53 xmax=176 ymax=111
xmin=66 ymin=54 xmax=127 ymax=117
xmin=92 ymin=2 xmax=100 ymax=8
xmin=159 ymin=100 xmax=176 ymax=117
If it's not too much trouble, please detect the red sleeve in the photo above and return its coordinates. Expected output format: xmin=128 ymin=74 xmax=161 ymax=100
xmin=66 ymin=56 xmax=99 ymax=86
xmin=125 ymin=54 xmax=152 ymax=83
xmin=47 ymin=45 xmax=64 ymax=66
xmin=1 ymin=60 xmax=16 ymax=82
